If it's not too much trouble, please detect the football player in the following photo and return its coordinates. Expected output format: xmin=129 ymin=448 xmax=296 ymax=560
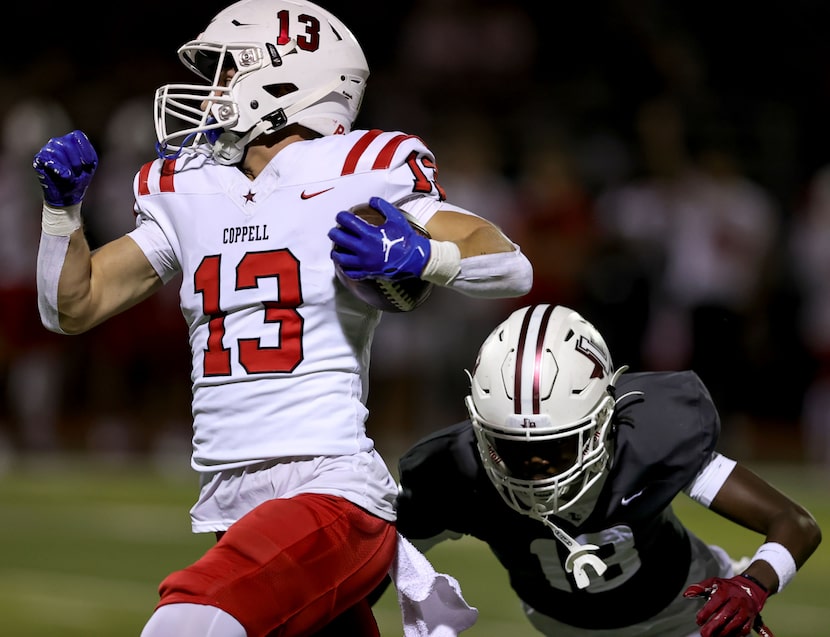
xmin=388 ymin=304 xmax=821 ymax=637
xmin=30 ymin=1 xmax=532 ymax=635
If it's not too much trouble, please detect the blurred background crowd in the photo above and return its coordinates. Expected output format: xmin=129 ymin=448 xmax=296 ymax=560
xmin=3 ymin=0 xmax=830 ymax=469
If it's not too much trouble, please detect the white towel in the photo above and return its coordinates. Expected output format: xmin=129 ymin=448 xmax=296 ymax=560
xmin=390 ymin=533 xmax=478 ymax=636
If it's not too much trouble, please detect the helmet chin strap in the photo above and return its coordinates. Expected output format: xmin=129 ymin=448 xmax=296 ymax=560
xmin=211 ymin=77 xmax=347 ymax=165
xmin=529 ymin=506 xmax=607 ymax=589
xmin=212 ymin=120 xmax=274 ymax=165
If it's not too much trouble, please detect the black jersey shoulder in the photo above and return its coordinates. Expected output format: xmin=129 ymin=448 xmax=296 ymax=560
xmin=612 ymin=370 xmax=720 ymax=472
xmin=599 ymin=370 xmax=721 ymax=521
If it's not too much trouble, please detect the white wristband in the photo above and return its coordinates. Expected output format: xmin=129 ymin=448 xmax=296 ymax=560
xmin=42 ymin=202 xmax=82 ymax=236
xmin=751 ymin=541 xmax=797 ymax=593
xmin=421 ymin=239 xmax=461 ymax=286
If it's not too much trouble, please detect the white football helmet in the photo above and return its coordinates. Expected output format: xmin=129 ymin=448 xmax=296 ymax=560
xmin=466 ymin=304 xmax=624 ymax=518
xmin=154 ymin=0 xmax=369 ymax=164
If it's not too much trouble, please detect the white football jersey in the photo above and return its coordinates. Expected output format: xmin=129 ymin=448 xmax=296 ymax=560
xmin=127 ymin=130 xmax=450 ymax=471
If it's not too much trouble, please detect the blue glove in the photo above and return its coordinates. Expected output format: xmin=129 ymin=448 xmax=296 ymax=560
xmin=32 ymin=130 xmax=98 ymax=207
xmin=328 ymin=197 xmax=431 ymax=280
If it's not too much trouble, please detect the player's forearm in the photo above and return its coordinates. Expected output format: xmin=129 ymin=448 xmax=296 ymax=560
xmin=427 ymin=240 xmax=532 ymax=299
xmin=37 ymin=225 xmax=96 ymax=335
xmin=709 ymin=463 xmax=822 ymax=593
xmin=38 ymin=228 xmax=161 ymax=334
xmin=745 ymin=505 xmax=821 ymax=593
xmin=56 ymin=229 xmax=98 ymax=334
xmin=764 ymin=503 xmax=822 ymax=569
xmin=423 ymin=212 xmax=533 ymax=297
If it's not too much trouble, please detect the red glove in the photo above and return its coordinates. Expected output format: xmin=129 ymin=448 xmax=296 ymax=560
xmin=683 ymin=574 xmax=773 ymax=637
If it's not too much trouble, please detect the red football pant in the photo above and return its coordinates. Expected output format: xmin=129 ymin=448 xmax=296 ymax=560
xmin=155 ymin=493 xmax=397 ymax=637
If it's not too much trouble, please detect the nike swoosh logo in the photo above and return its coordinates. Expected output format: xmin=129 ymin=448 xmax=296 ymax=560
xmin=621 ymin=489 xmax=645 ymax=506
xmin=300 ymin=187 xmax=334 ymax=200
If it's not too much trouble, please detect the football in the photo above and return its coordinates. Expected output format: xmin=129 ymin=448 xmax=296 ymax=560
xmin=333 ymin=202 xmax=434 ymax=312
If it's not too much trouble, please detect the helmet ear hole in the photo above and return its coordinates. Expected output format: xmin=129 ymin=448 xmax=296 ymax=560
xmin=499 ymin=352 xmax=515 ymax=400
xmin=540 ymin=349 xmax=557 ymax=400
xmin=264 ymin=84 xmax=299 ymax=99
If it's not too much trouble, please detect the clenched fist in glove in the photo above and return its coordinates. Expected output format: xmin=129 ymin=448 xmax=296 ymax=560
xmin=684 ymin=574 xmax=774 ymax=637
xmin=328 ymin=196 xmax=431 ymax=280
xmin=33 ymin=130 xmax=98 ymax=207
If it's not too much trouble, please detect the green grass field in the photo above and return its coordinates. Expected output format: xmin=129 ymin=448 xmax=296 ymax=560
xmin=0 ymin=457 xmax=826 ymax=636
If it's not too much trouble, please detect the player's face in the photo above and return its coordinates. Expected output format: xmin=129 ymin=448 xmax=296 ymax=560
xmin=218 ymin=67 xmax=236 ymax=87
xmin=195 ymin=51 xmax=238 ymax=112
xmin=192 ymin=48 xmax=237 ymax=84
xmin=199 ymin=67 xmax=237 ymax=114
xmin=496 ymin=438 xmax=579 ymax=481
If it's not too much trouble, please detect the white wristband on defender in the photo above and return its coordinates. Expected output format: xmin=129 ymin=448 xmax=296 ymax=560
xmin=42 ymin=202 xmax=82 ymax=236
xmin=421 ymin=239 xmax=461 ymax=286
xmin=752 ymin=541 xmax=797 ymax=593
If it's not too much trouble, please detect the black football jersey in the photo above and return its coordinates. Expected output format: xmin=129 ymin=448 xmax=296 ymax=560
xmin=395 ymin=370 xmax=721 ymax=630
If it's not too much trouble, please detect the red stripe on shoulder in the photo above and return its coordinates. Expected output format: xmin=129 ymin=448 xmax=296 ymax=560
xmin=137 ymin=159 xmax=177 ymax=195
xmin=160 ymin=159 xmax=176 ymax=192
xmin=341 ymin=129 xmax=384 ymax=176
xmin=137 ymin=161 xmax=153 ymax=196
xmin=372 ymin=134 xmax=420 ymax=170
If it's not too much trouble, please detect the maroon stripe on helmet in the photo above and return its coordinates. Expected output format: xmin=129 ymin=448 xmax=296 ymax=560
xmin=341 ymin=129 xmax=383 ymax=175
xmin=532 ymin=305 xmax=555 ymax=413
xmin=514 ymin=307 xmax=534 ymax=412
